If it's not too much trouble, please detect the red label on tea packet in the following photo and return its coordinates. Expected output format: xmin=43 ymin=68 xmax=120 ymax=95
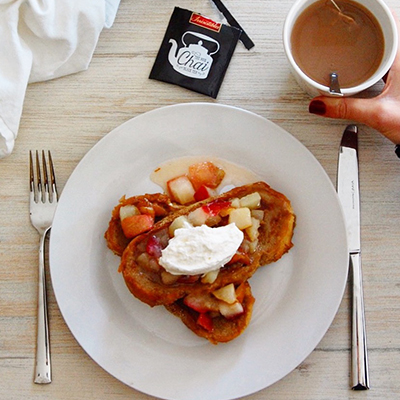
xmin=189 ymin=13 xmax=222 ymax=32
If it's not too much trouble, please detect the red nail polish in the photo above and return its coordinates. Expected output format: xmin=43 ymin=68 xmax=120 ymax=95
xmin=309 ymin=100 xmax=326 ymax=115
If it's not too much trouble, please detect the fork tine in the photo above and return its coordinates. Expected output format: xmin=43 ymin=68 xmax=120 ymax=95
xmin=35 ymin=150 xmax=43 ymax=202
xmin=29 ymin=150 xmax=35 ymax=194
xmin=41 ymin=151 xmax=50 ymax=203
xmin=41 ymin=150 xmax=49 ymax=190
xmin=47 ymin=151 xmax=58 ymax=202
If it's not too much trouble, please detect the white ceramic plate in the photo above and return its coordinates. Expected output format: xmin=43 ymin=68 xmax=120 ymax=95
xmin=50 ymin=103 xmax=348 ymax=400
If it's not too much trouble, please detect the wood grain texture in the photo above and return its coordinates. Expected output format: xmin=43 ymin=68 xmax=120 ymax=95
xmin=1 ymin=1 xmax=400 ymax=399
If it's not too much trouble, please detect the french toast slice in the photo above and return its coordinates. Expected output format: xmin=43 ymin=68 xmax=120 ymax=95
xmin=105 ymin=193 xmax=181 ymax=256
xmin=165 ymin=281 xmax=255 ymax=344
xmin=119 ymin=182 xmax=295 ymax=307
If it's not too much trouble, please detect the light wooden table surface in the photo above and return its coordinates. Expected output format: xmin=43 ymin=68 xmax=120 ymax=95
xmin=1 ymin=1 xmax=400 ymax=399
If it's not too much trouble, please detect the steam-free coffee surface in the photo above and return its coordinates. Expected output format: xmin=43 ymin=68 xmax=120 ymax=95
xmin=291 ymin=0 xmax=384 ymax=88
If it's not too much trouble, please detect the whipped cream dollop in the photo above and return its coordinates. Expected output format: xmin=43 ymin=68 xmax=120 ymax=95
xmin=159 ymin=223 xmax=244 ymax=276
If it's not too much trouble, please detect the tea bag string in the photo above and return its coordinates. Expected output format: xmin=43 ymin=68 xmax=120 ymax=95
xmin=329 ymin=0 xmax=356 ymax=23
xmin=210 ymin=0 xmax=255 ymax=50
xmin=330 ymin=0 xmax=342 ymax=13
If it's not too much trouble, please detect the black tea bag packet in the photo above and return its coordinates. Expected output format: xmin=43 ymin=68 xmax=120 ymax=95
xmin=149 ymin=7 xmax=242 ymax=98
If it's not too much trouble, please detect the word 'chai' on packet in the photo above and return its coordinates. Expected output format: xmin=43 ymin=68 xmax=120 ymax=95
xmin=149 ymin=7 xmax=244 ymax=98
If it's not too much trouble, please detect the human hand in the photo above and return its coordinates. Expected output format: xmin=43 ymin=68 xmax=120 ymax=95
xmin=308 ymin=13 xmax=400 ymax=145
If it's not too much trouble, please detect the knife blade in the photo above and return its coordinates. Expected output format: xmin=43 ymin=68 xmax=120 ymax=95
xmin=337 ymin=125 xmax=369 ymax=390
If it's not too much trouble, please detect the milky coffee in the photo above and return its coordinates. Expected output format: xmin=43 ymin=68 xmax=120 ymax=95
xmin=291 ymin=0 xmax=384 ymax=88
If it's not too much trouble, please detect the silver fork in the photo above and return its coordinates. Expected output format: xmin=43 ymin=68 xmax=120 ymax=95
xmin=29 ymin=150 xmax=59 ymax=384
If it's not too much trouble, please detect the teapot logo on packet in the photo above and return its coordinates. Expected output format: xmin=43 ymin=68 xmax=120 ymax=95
xmin=168 ymin=30 xmax=220 ymax=80
xmin=149 ymin=7 xmax=242 ymax=98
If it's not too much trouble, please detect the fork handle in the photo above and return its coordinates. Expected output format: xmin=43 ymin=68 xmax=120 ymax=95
xmin=350 ymin=252 xmax=369 ymax=390
xmin=34 ymin=230 xmax=52 ymax=384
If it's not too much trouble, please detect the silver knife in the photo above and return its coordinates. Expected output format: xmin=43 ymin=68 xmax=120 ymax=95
xmin=337 ymin=125 xmax=369 ymax=390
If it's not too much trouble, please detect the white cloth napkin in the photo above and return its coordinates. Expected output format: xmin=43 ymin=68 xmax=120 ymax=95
xmin=0 ymin=0 xmax=121 ymax=158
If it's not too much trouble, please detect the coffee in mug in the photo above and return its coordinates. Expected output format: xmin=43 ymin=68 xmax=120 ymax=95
xmin=291 ymin=0 xmax=384 ymax=88
xmin=283 ymin=0 xmax=398 ymax=97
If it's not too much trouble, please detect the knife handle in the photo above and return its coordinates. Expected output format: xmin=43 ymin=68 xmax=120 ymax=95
xmin=350 ymin=252 xmax=370 ymax=390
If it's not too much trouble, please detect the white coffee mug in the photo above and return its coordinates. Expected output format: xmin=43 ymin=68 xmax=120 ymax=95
xmin=283 ymin=0 xmax=398 ymax=97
